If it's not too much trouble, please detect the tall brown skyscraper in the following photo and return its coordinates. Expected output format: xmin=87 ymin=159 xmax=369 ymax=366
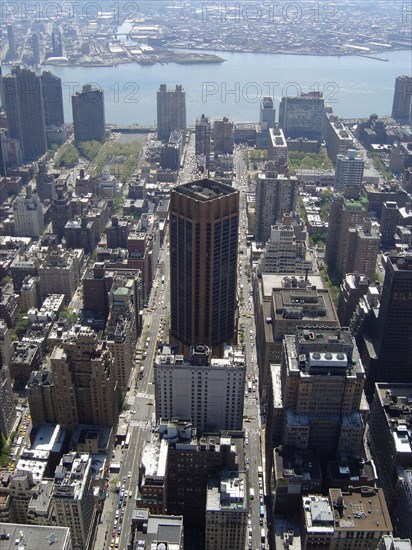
xmin=169 ymin=178 xmax=239 ymax=354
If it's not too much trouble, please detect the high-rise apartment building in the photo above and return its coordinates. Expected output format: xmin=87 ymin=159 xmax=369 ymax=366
xmin=213 ymin=117 xmax=234 ymax=155
xmin=391 ymin=75 xmax=412 ymax=121
xmin=267 ymin=127 xmax=288 ymax=161
xmin=325 ymin=193 xmax=369 ymax=277
xmin=105 ymin=275 xmax=137 ymax=389
xmin=157 ymin=84 xmax=186 ymax=142
xmin=346 ymin=219 xmax=380 ymax=281
xmin=31 ymin=33 xmax=40 ymax=66
xmin=37 ymin=247 xmax=83 ymax=302
xmin=279 ymin=91 xmax=324 ymax=141
xmin=41 ymin=71 xmax=64 ymax=126
xmin=13 ymin=189 xmax=44 ymax=237
xmin=0 ymin=321 xmax=14 ymax=367
xmin=72 ymin=84 xmax=105 ymax=143
xmin=154 ymin=344 xmax=245 ymax=432
xmin=255 ymin=170 xmax=298 ymax=243
xmin=169 ymin=178 xmax=239 ymax=353
xmin=0 ymin=358 xmax=16 ymax=438
xmin=380 ymin=201 xmax=400 ymax=247
xmin=0 ymin=130 xmax=6 ymax=176
xmin=52 ymin=453 xmax=96 ymax=550
xmin=105 ymin=216 xmax=131 ymax=249
xmin=362 ymin=253 xmax=412 ymax=394
xmin=195 ymin=114 xmax=211 ymax=162
xmin=337 ymin=273 xmax=370 ymax=327
xmin=256 ymin=223 xmax=311 ymax=275
xmin=259 ymin=96 xmax=276 ymax=130
xmin=51 ymin=186 xmax=71 ymax=241
xmin=49 ymin=326 xmax=118 ymax=429
xmin=2 ymin=67 xmax=47 ymax=160
xmin=324 ymin=113 xmax=354 ymax=163
xmin=205 ymin=472 xmax=247 ymax=550
xmin=7 ymin=25 xmax=16 ymax=60
xmin=255 ymin=274 xmax=339 ymax=399
xmin=270 ymin=327 xmax=368 ymax=460
xmin=137 ymin=421 xmax=241 ymax=544
xmin=52 ymin=28 xmax=63 ymax=57
xmin=368 ymin=383 xmax=412 ymax=540
xmin=334 ymin=149 xmax=364 ymax=192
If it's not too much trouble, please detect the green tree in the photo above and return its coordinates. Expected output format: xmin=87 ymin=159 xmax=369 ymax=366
xmin=14 ymin=309 xmax=30 ymax=339
xmin=48 ymin=143 xmax=59 ymax=153
xmin=54 ymin=144 xmax=80 ymax=168
xmin=77 ymin=140 xmax=102 ymax=161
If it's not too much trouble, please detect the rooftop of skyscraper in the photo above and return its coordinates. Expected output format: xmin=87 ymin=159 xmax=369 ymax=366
xmin=387 ymin=251 xmax=412 ymax=271
xmin=53 ymin=453 xmax=91 ymax=501
xmin=175 ymin=178 xmax=237 ymax=201
xmin=206 ymin=472 xmax=246 ymax=511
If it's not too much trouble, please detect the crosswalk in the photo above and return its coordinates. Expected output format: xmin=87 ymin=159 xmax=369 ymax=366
xmin=129 ymin=420 xmax=152 ymax=429
xmin=135 ymin=391 xmax=154 ymax=400
xmin=127 ymin=392 xmax=154 ymax=403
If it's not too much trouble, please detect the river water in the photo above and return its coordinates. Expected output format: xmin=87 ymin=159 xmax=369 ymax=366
xmin=12 ymin=49 xmax=412 ymax=125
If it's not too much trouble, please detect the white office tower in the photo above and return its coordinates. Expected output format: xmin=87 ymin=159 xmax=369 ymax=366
xmin=154 ymin=344 xmax=246 ymax=433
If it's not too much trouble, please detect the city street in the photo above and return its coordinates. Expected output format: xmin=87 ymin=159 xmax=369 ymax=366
xmin=233 ymin=147 xmax=267 ymax=550
xmin=94 ymin=240 xmax=170 ymax=550
xmin=94 ymin=142 xmax=267 ymax=550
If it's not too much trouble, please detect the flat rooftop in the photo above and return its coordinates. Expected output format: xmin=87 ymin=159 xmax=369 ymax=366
xmin=0 ymin=523 xmax=71 ymax=549
xmin=261 ymin=274 xmax=324 ymax=298
xmin=32 ymin=424 xmax=65 ymax=454
xmin=330 ymin=487 xmax=392 ymax=533
xmin=206 ymin=472 xmax=246 ymax=511
xmin=174 ymin=178 xmax=237 ymax=201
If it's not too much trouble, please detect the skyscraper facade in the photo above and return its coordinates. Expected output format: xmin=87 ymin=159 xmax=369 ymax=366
xmin=278 ymin=91 xmax=324 ymax=140
xmin=52 ymin=28 xmax=63 ymax=57
xmin=391 ymin=75 xmax=412 ymax=121
xmin=13 ymin=189 xmax=45 ymax=237
xmin=154 ymin=344 xmax=245 ymax=432
xmin=2 ymin=67 xmax=47 ymax=161
xmin=52 ymin=453 xmax=96 ymax=550
xmin=0 ymin=131 xmax=6 ymax=176
xmin=157 ymin=84 xmax=186 ymax=141
xmin=41 ymin=71 xmax=64 ymax=126
xmin=169 ymin=178 xmax=239 ymax=354
xmin=272 ymin=327 xmax=367 ymax=460
xmin=325 ymin=193 xmax=369 ymax=277
xmin=195 ymin=114 xmax=211 ymax=162
xmin=50 ymin=327 xmax=118 ymax=429
xmin=255 ymin=171 xmax=298 ymax=243
xmin=369 ymin=253 xmax=412 ymax=392
xmin=0 ymin=356 xmax=16 ymax=438
xmin=7 ymin=25 xmax=16 ymax=60
xmin=213 ymin=117 xmax=234 ymax=155
xmin=72 ymin=84 xmax=105 ymax=143
xmin=259 ymin=96 xmax=276 ymax=130
xmin=334 ymin=149 xmax=364 ymax=192
xmin=31 ymin=33 xmax=40 ymax=65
